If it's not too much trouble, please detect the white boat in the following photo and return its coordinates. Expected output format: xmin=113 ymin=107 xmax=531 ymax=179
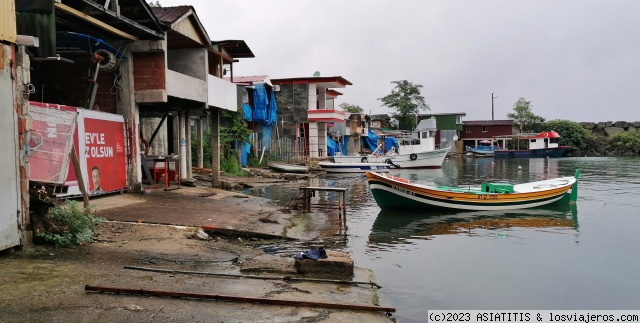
xmin=318 ymin=161 xmax=390 ymax=173
xmin=333 ymin=119 xmax=449 ymax=169
xmin=267 ymin=161 xmax=308 ymax=173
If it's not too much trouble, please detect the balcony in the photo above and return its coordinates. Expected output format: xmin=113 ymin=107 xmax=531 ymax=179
xmin=307 ymin=109 xmax=346 ymax=123
xmin=207 ymin=75 xmax=238 ymax=111
xmin=166 ymin=70 xmax=207 ymax=103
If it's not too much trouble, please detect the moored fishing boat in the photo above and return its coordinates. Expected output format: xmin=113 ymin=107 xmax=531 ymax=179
xmin=267 ymin=161 xmax=308 ymax=173
xmin=365 ymin=170 xmax=579 ymax=211
xmin=465 ymin=140 xmax=501 ymax=156
xmin=333 ymin=119 xmax=449 ymax=168
xmin=319 ymin=161 xmax=390 ymax=173
xmin=493 ymin=131 xmax=570 ymax=158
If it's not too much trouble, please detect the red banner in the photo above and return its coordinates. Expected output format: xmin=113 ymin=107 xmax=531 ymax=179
xmin=83 ymin=117 xmax=126 ymax=195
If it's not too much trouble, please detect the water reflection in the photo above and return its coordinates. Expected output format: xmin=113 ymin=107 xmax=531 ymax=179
xmin=368 ymin=203 xmax=578 ymax=246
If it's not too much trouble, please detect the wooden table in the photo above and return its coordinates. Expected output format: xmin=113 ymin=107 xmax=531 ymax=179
xmin=298 ymin=186 xmax=347 ymax=218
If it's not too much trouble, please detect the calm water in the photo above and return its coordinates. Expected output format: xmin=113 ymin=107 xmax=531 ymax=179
xmin=244 ymin=157 xmax=640 ymax=322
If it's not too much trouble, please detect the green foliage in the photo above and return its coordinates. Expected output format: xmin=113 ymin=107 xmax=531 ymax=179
xmin=507 ymin=98 xmax=546 ymax=133
xmin=220 ymin=110 xmax=252 ymax=147
xmin=191 ymin=130 xmax=212 ymax=168
xmin=378 ymin=80 xmax=430 ymax=130
xmin=545 ymin=119 xmax=593 ymax=152
xmin=221 ymin=156 xmax=247 ymax=176
xmin=37 ymin=201 xmax=103 ymax=247
xmin=247 ymin=152 xmax=267 ymax=167
xmin=338 ymin=102 xmax=364 ymax=114
xmin=609 ymin=131 xmax=640 ymax=153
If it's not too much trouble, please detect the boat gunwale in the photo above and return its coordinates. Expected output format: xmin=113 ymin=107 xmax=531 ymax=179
xmin=365 ymin=172 xmax=575 ymax=203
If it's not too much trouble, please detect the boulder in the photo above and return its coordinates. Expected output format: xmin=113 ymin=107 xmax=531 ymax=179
xmin=614 ymin=121 xmax=629 ymax=129
xmin=604 ymin=127 xmax=625 ymax=136
xmin=580 ymin=122 xmax=597 ymax=130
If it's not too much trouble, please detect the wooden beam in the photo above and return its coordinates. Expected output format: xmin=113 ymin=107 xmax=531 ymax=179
xmin=70 ymin=145 xmax=90 ymax=208
xmin=16 ymin=35 xmax=40 ymax=47
xmin=54 ymin=2 xmax=139 ymax=41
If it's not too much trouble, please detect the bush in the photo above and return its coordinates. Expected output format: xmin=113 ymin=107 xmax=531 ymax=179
xmin=545 ymin=119 xmax=593 ymax=152
xmin=191 ymin=130 xmax=212 ymax=168
xmin=36 ymin=201 xmax=103 ymax=247
xmin=609 ymin=131 xmax=640 ymax=154
xmin=221 ymin=156 xmax=247 ymax=176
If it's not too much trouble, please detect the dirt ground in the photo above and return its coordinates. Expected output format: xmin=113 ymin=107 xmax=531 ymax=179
xmin=0 ymin=171 xmax=394 ymax=322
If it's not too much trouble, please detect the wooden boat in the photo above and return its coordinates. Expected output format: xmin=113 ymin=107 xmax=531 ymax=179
xmin=465 ymin=140 xmax=500 ymax=156
xmin=267 ymin=161 xmax=308 ymax=173
xmin=493 ymin=131 xmax=570 ymax=158
xmin=319 ymin=161 xmax=390 ymax=173
xmin=365 ymin=170 xmax=580 ymax=211
xmin=333 ymin=119 xmax=449 ymax=169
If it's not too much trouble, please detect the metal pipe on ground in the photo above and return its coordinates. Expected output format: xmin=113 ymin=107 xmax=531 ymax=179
xmin=123 ymin=265 xmax=382 ymax=289
xmin=85 ymin=285 xmax=396 ymax=313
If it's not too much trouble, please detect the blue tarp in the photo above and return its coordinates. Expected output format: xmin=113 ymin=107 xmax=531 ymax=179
xmin=267 ymin=90 xmax=278 ymax=125
xmin=253 ymin=83 xmax=268 ymax=123
xmin=363 ymin=130 xmax=399 ymax=153
xmin=261 ymin=124 xmax=273 ymax=149
xmin=326 ymin=136 xmax=341 ymax=156
xmin=243 ymin=104 xmax=252 ymax=122
xmin=341 ymin=136 xmax=350 ymax=155
xmin=241 ymin=134 xmax=252 ymax=167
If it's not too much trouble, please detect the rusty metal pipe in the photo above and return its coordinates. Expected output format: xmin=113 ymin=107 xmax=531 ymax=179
xmin=85 ymin=285 xmax=395 ymax=313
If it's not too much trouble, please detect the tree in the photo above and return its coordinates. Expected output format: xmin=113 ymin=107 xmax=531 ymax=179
xmin=378 ymin=80 xmax=429 ymax=130
xmin=545 ymin=119 xmax=592 ymax=152
xmin=338 ymin=102 xmax=364 ymax=114
xmin=507 ymin=98 xmax=545 ymax=133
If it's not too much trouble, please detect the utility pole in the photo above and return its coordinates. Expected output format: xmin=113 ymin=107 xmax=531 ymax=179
xmin=491 ymin=93 xmax=497 ymax=120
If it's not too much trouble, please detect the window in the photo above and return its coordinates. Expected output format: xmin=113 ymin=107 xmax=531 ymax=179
xmin=466 ymin=127 xmax=471 ymax=133
xmin=482 ymin=126 xmax=488 ymax=132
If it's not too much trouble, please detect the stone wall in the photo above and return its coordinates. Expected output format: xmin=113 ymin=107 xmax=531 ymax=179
xmin=577 ymin=121 xmax=640 ymax=157
xmin=580 ymin=121 xmax=640 ymax=137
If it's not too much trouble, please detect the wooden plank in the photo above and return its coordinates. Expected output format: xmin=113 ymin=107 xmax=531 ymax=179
xmin=70 ymin=145 xmax=89 ymax=208
xmin=54 ymin=3 xmax=139 ymax=41
xmin=85 ymin=285 xmax=395 ymax=313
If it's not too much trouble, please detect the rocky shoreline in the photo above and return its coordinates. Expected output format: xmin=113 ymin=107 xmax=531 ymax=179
xmin=576 ymin=121 xmax=640 ymax=157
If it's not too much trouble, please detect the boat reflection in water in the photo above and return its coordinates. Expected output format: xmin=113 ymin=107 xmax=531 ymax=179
xmin=368 ymin=204 xmax=578 ymax=245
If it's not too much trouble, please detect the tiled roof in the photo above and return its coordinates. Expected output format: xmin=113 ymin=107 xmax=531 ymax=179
xmin=151 ymin=6 xmax=192 ymax=23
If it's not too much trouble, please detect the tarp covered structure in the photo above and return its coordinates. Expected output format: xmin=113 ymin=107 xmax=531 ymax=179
xmin=363 ymin=130 xmax=399 ymax=153
xmin=326 ymin=136 xmax=341 ymax=156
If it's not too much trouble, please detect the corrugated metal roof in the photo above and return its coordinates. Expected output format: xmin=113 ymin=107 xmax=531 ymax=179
xmin=418 ymin=112 xmax=467 ymax=117
xmin=224 ymin=75 xmax=270 ymax=83
xmin=212 ymin=40 xmax=254 ymax=58
xmin=271 ymin=76 xmax=352 ymax=86
xmin=152 ymin=6 xmax=193 ymax=24
xmin=463 ymin=120 xmax=514 ymax=126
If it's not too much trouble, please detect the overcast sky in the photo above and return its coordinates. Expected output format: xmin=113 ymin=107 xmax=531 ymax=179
xmin=160 ymin=0 xmax=639 ymax=122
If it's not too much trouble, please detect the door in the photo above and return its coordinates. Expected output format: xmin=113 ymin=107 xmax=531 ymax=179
xmin=0 ymin=44 xmax=22 ymax=250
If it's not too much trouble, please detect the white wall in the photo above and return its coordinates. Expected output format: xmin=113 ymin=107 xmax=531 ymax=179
xmin=207 ymin=75 xmax=237 ymax=111
xmin=166 ymin=69 xmax=207 ymax=103
xmin=0 ymin=44 xmax=21 ymax=250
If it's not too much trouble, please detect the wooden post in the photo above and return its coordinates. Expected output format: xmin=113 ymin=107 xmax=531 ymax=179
xmin=70 ymin=145 xmax=89 ymax=208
